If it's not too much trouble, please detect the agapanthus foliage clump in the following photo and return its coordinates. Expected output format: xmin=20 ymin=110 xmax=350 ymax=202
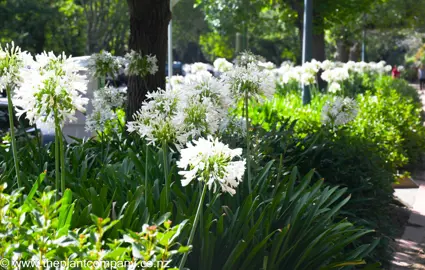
xmin=124 ymin=50 xmax=158 ymax=77
xmin=177 ymin=136 xmax=246 ymax=196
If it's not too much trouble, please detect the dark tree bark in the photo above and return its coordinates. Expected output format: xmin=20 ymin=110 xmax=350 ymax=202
xmin=349 ymin=42 xmax=361 ymax=61
xmin=336 ymin=40 xmax=350 ymax=62
xmin=126 ymin=0 xmax=171 ymax=121
xmin=312 ymin=15 xmax=325 ymax=62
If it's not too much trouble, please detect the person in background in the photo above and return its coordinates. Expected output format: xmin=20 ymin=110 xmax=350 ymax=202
xmin=418 ymin=64 xmax=425 ymax=90
xmin=391 ymin=65 xmax=400 ymax=79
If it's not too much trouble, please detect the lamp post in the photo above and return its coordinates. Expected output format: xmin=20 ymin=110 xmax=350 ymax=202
xmin=361 ymin=29 xmax=366 ymax=62
xmin=302 ymin=0 xmax=312 ymax=105
xmin=168 ymin=0 xmax=181 ymax=80
xmin=168 ymin=1 xmax=174 ymax=79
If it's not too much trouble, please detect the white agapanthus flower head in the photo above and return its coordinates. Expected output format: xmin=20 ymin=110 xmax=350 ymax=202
xmin=85 ymin=85 xmax=126 ymax=133
xmin=398 ymin=65 xmax=405 ymax=72
xmin=92 ymin=85 xmax=126 ymax=109
xmin=321 ymin=97 xmax=358 ymax=128
xmin=190 ymin=62 xmax=210 ymax=74
xmin=124 ymin=50 xmax=158 ymax=77
xmin=177 ymin=136 xmax=246 ymax=195
xmin=13 ymin=52 xmax=88 ymax=127
xmin=0 ymin=42 xmax=34 ymax=91
xmin=85 ymin=106 xmax=117 ymax=133
xmin=185 ymin=73 xmax=232 ymax=111
xmin=320 ymin=60 xmax=335 ymax=71
xmin=321 ymin=67 xmax=349 ymax=83
xmin=328 ymin=82 xmax=342 ymax=93
xmin=258 ymin=61 xmax=276 ymax=70
xmin=222 ymin=62 xmax=275 ymax=101
xmin=128 ymin=83 xmax=227 ymax=146
xmin=87 ymin=51 xmax=121 ymax=78
xmin=213 ymin=58 xmax=233 ymax=73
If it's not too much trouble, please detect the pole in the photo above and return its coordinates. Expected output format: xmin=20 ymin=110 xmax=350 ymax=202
xmin=168 ymin=3 xmax=173 ymax=79
xmin=302 ymin=0 xmax=312 ymax=105
xmin=361 ymin=29 xmax=366 ymax=62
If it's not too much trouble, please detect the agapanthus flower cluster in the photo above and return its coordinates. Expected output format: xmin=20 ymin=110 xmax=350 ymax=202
xmin=124 ymin=50 xmax=158 ymax=77
xmin=127 ymin=88 xmax=187 ymax=146
xmin=87 ymin=51 xmax=122 ymax=78
xmin=13 ymin=52 xmax=88 ymax=127
xmin=128 ymin=76 xmax=228 ymax=146
xmin=213 ymin=58 xmax=233 ymax=73
xmin=222 ymin=61 xmax=275 ymax=101
xmin=85 ymin=85 xmax=126 ymax=132
xmin=321 ymin=97 xmax=358 ymax=128
xmin=276 ymin=59 xmax=394 ymax=89
xmin=320 ymin=67 xmax=350 ymax=93
xmin=177 ymin=136 xmax=246 ymax=195
xmin=0 ymin=42 xmax=33 ymax=91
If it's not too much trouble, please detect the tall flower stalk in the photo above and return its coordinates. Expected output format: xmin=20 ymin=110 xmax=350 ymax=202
xmin=0 ymin=42 xmax=32 ymax=189
xmin=222 ymin=52 xmax=275 ymax=193
xmin=5 ymin=85 xmax=21 ymax=189
xmin=244 ymin=90 xmax=252 ymax=193
xmin=177 ymin=136 xmax=245 ymax=268
xmin=14 ymin=52 xmax=88 ymax=197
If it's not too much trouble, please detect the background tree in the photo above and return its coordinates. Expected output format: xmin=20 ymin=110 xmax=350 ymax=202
xmin=80 ymin=0 xmax=129 ymax=55
xmin=125 ymin=0 xmax=171 ymax=120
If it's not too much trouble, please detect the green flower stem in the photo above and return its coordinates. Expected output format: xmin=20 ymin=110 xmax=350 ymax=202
xmin=179 ymin=184 xmax=208 ymax=269
xmin=98 ymin=76 xmax=105 ymax=88
xmin=59 ymin=128 xmax=65 ymax=195
xmin=245 ymin=91 xmax=252 ymax=194
xmin=6 ymin=85 xmax=22 ymax=190
xmin=53 ymin=111 xmax=64 ymax=198
xmin=162 ymin=141 xmax=169 ymax=207
xmin=145 ymin=143 xmax=149 ymax=205
xmin=54 ymin=121 xmax=60 ymax=200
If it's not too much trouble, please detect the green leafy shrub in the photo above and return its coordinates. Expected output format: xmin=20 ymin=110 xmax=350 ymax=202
xmin=0 ymin=179 xmax=189 ymax=269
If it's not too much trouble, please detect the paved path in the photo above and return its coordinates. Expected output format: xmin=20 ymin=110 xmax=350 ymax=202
xmin=391 ymin=83 xmax=425 ymax=269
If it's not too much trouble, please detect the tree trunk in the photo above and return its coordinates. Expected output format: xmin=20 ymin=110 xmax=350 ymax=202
xmin=312 ymin=16 xmax=325 ymax=62
xmin=349 ymin=42 xmax=361 ymax=61
xmin=336 ymin=40 xmax=349 ymax=62
xmin=126 ymin=0 xmax=171 ymax=121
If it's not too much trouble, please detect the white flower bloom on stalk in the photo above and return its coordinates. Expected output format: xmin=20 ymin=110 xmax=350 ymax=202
xmin=321 ymin=97 xmax=358 ymax=128
xmin=222 ymin=62 xmax=275 ymax=101
xmin=185 ymin=73 xmax=232 ymax=111
xmin=177 ymin=136 xmax=246 ymax=195
xmin=258 ymin=61 xmax=276 ymax=70
xmin=398 ymin=66 xmax=405 ymax=72
xmin=14 ymin=52 xmax=88 ymax=127
xmin=85 ymin=107 xmax=116 ymax=133
xmin=328 ymin=82 xmax=341 ymax=93
xmin=176 ymin=97 xmax=221 ymax=138
xmin=0 ymin=42 xmax=34 ymax=91
xmin=128 ymin=82 xmax=227 ymax=146
xmin=124 ymin=50 xmax=158 ymax=77
xmin=85 ymin=85 xmax=126 ymax=132
xmin=320 ymin=60 xmax=335 ymax=71
xmin=87 ymin=51 xmax=121 ymax=78
xmin=93 ymin=85 xmax=126 ymax=109
xmin=384 ymin=65 xmax=392 ymax=73
xmin=321 ymin=67 xmax=350 ymax=83
xmin=190 ymin=62 xmax=210 ymax=74
xmin=213 ymin=58 xmax=233 ymax=72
